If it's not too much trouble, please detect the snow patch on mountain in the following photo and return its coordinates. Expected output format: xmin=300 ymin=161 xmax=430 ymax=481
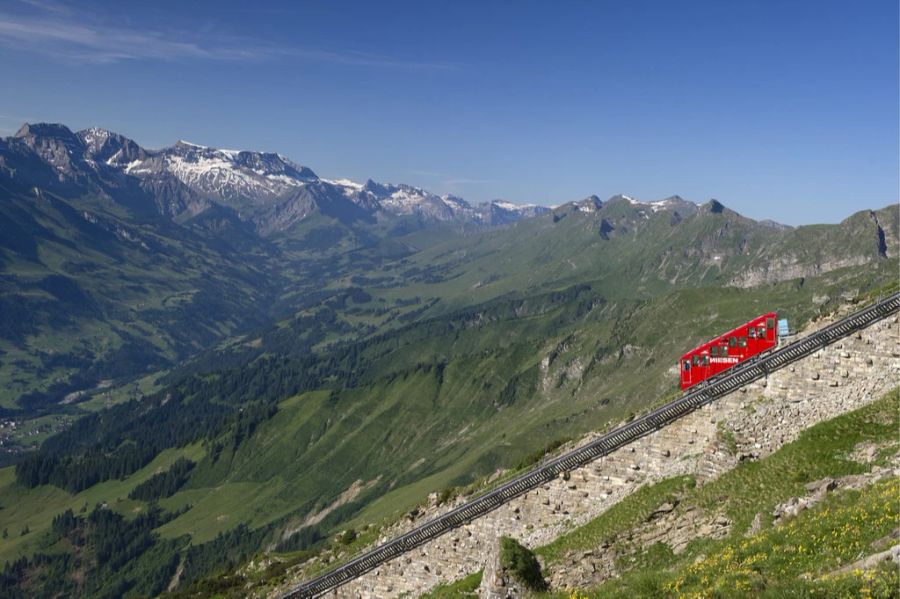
xmin=165 ymin=153 xmax=304 ymax=201
xmin=124 ymin=160 xmax=152 ymax=174
xmin=605 ymin=194 xmax=701 ymax=214
xmin=80 ymin=127 xmax=111 ymax=150
xmin=491 ymin=200 xmax=538 ymax=211
xmin=325 ymin=178 xmax=364 ymax=190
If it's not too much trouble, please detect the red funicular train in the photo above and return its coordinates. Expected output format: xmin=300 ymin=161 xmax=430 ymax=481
xmin=680 ymin=312 xmax=778 ymax=390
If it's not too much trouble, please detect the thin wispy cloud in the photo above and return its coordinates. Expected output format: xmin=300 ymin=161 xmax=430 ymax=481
xmin=12 ymin=0 xmax=72 ymax=15
xmin=0 ymin=2 xmax=456 ymax=69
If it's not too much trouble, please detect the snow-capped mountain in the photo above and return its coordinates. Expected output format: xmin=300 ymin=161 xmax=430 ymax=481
xmin=136 ymin=141 xmax=319 ymax=206
xmin=477 ymin=199 xmax=549 ymax=225
xmin=323 ymin=178 xmax=549 ymax=225
xmin=560 ymin=193 xmax=701 ymax=216
xmin=2 ymin=123 xmax=549 ymax=233
xmin=11 ymin=123 xmax=745 ymax=238
xmin=624 ymin=194 xmax=701 ymax=215
xmin=109 ymin=129 xmax=548 ymax=229
xmin=325 ymin=178 xmax=478 ymax=222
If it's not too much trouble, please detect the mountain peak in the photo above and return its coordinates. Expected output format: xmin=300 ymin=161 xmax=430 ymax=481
xmin=649 ymin=195 xmax=698 ymax=209
xmin=75 ymin=127 xmax=148 ymax=166
xmin=77 ymin=127 xmax=112 ymax=150
xmin=705 ymin=199 xmax=726 ymax=213
xmin=11 ymin=123 xmax=89 ymax=176
xmin=362 ymin=179 xmax=388 ymax=195
xmin=477 ymin=199 xmax=549 ymax=224
xmin=569 ymin=195 xmax=603 ymax=212
xmin=14 ymin=122 xmax=78 ymax=140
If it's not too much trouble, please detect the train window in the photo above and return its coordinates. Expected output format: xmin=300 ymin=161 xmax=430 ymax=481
xmin=710 ymin=346 xmax=719 ymax=356
xmin=729 ymin=336 xmax=737 ymax=347
xmin=692 ymin=355 xmax=700 ymax=366
xmin=683 ymin=361 xmax=690 ymax=371
xmin=738 ymin=337 xmax=747 ymax=347
xmin=767 ymin=317 xmax=775 ymax=329
xmin=702 ymin=355 xmax=709 ymax=366
xmin=748 ymin=328 xmax=756 ymax=339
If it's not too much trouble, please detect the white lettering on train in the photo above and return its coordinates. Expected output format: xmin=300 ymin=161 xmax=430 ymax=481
xmin=709 ymin=357 xmax=739 ymax=364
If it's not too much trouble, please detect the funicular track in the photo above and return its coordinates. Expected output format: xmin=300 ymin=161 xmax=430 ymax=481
xmin=282 ymin=293 xmax=900 ymax=598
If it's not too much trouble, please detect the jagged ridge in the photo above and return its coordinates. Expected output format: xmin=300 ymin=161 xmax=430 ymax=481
xmin=3 ymin=123 xmax=554 ymax=233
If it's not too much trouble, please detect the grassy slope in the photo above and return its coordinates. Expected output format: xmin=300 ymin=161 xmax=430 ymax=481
xmin=419 ymin=571 xmax=483 ymax=598
xmin=537 ymin=476 xmax=698 ymax=564
xmin=197 ymin=345 xmax=900 ymax=598
xmin=1 ymin=262 xmax=894 ymax=567
xmin=182 ymin=203 xmax=897 ymax=370
xmin=0 ymin=443 xmax=205 ymax=564
xmin=152 ymin=263 xmax=894 ymax=546
xmin=1 ymin=196 xmax=897 ymax=590
xmin=533 ymin=389 xmax=900 ymax=597
xmin=0 ymin=187 xmax=276 ymax=410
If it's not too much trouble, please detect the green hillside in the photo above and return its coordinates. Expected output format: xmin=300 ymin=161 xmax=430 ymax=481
xmin=1 ymin=176 xmax=897 ymax=597
xmin=0 ymin=265 xmax=895 ymax=597
xmin=0 ymin=184 xmax=276 ymax=413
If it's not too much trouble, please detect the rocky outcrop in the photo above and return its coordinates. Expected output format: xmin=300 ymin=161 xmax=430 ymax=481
xmin=728 ymin=206 xmax=898 ymax=288
xmin=548 ymin=454 xmax=899 ymax=591
xmin=771 ymin=465 xmax=896 ymax=526
xmin=727 ymin=255 xmax=873 ymax=288
xmin=544 ymin=505 xmax=733 ymax=590
xmin=478 ymin=538 xmax=527 ymax=599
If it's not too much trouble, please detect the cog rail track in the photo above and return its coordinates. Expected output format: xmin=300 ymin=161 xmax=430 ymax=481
xmin=282 ymin=292 xmax=899 ymax=598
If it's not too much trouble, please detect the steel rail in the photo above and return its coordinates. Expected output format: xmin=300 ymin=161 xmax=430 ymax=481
xmin=281 ymin=292 xmax=899 ymax=598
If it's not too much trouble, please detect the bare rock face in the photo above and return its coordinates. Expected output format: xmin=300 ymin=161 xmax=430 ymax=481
xmin=543 ymin=501 xmax=734 ymax=591
xmin=727 ymin=206 xmax=898 ymax=288
xmin=479 ymin=538 xmax=526 ymax=599
xmin=831 ymin=544 xmax=900 ymax=575
xmin=14 ymin=123 xmax=87 ymax=178
xmin=729 ymin=255 xmax=872 ymax=288
xmin=772 ymin=466 xmax=896 ymax=526
xmin=745 ymin=512 xmax=764 ymax=537
xmin=648 ymin=500 xmax=678 ymax=521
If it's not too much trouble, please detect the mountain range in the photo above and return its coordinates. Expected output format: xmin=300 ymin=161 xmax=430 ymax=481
xmin=3 ymin=123 xmax=549 ymax=233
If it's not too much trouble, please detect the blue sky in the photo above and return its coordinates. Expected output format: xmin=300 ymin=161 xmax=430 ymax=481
xmin=1 ymin=0 xmax=896 ymax=224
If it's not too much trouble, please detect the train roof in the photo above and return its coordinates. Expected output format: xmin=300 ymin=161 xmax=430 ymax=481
xmin=680 ymin=312 xmax=777 ymax=359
